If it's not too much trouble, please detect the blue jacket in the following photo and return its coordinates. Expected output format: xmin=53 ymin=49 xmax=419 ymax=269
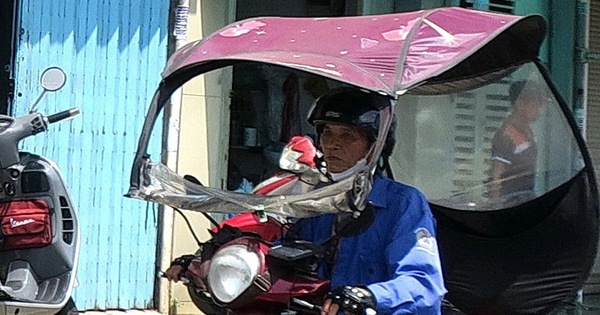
xmin=293 ymin=176 xmax=446 ymax=314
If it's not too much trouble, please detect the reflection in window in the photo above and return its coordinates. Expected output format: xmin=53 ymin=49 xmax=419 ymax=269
xmin=390 ymin=62 xmax=584 ymax=210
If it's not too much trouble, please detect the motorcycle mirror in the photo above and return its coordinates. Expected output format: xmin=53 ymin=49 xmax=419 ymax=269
xmin=40 ymin=67 xmax=67 ymax=91
xmin=30 ymin=67 xmax=67 ymax=113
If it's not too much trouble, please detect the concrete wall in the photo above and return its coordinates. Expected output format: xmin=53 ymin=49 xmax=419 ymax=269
xmin=161 ymin=1 xmax=234 ymax=314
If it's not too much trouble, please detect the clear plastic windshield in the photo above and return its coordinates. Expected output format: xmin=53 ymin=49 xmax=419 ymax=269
xmin=128 ymin=63 xmax=393 ymax=218
xmin=390 ymin=62 xmax=584 ymax=210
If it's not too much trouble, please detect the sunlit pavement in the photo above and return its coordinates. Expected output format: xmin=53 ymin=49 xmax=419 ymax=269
xmin=551 ymin=295 xmax=600 ymax=315
xmin=79 ymin=311 xmax=162 ymax=315
xmin=581 ymin=294 xmax=600 ymax=314
xmin=76 ymin=295 xmax=600 ymax=315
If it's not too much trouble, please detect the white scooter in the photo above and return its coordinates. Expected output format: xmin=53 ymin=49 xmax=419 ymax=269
xmin=0 ymin=67 xmax=80 ymax=315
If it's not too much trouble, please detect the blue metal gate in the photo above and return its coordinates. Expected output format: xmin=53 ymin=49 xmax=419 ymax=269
xmin=12 ymin=0 xmax=169 ymax=310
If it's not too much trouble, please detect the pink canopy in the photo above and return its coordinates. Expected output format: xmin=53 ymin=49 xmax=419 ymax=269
xmin=129 ymin=8 xmax=600 ymax=314
xmin=162 ymin=7 xmax=545 ymax=95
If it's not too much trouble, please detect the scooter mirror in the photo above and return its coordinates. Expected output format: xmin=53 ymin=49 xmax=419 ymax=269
xmin=40 ymin=67 xmax=66 ymax=91
xmin=30 ymin=67 xmax=67 ymax=113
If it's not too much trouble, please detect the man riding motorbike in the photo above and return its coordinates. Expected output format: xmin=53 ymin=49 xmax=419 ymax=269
xmin=165 ymin=87 xmax=446 ymax=315
xmin=286 ymin=88 xmax=446 ymax=315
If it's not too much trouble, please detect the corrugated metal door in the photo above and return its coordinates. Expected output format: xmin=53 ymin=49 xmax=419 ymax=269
xmin=12 ymin=0 xmax=169 ymax=310
xmin=585 ymin=0 xmax=600 ymax=293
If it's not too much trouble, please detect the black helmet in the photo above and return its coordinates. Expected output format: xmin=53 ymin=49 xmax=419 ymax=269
xmin=307 ymin=87 xmax=396 ymax=156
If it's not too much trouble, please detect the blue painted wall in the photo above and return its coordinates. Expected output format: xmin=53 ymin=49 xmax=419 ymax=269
xmin=12 ymin=0 xmax=169 ymax=310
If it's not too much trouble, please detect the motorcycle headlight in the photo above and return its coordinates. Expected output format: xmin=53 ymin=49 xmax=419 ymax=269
xmin=207 ymin=244 xmax=261 ymax=304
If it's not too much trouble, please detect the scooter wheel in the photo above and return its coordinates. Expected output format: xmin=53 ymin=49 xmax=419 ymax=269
xmin=56 ymin=298 xmax=78 ymax=315
xmin=188 ymin=287 xmax=226 ymax=315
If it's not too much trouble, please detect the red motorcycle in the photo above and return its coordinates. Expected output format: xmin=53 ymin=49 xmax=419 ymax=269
xmin=175 ymin=136 xmax=330 ymax=315
xmin=182 ymin=213 xmax=329 ymax=315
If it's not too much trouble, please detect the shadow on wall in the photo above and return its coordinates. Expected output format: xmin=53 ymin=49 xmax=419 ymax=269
xmin=20 ymin=0 xmax=168 ymax=51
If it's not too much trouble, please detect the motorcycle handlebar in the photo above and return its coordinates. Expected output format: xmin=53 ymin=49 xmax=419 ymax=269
xmin=46 ymin=107 xmax=80 ymax=124
xmin=157 ymin=271 xmax=190 ymax=284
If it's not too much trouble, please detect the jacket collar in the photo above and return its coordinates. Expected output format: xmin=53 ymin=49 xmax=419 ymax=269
xmin=368 ymin=175 xmax=386 ymax=208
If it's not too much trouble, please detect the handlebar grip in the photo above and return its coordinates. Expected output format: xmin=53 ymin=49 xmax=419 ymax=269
xmin=46 ymin=108 xmax=80 ymax=124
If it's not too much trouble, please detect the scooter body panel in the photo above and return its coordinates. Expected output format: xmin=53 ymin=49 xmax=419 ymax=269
xmin=0 ymin=153 xmax=80 ymax=315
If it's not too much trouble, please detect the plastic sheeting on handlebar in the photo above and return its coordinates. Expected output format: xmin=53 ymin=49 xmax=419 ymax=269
xmin=127 ymin=160 xmax=362 ymax=218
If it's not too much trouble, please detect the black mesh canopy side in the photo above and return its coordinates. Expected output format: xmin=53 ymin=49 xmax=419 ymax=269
xmin=433 ymin=171 xmax=599 ymax=314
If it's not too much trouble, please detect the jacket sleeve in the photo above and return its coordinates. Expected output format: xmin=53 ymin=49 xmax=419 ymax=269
xmin=366 ymin=190 xmax=446 ymax=315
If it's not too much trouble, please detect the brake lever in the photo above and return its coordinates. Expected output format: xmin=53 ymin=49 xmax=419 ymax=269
xmin=292 ymin=297 xmax=322 ymax=312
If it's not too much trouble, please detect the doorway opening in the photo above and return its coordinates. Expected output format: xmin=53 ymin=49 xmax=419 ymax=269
xmin=226 ymin=1 xmax=352 ymax=192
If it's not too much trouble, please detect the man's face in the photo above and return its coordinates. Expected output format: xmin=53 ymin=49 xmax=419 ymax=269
xmin=524 ymin=99 xmax=543 ymax=123
xmin=515 ymin=96 xmax=543 ymax=123
xmin=319 ymin=123 xmax=373 ymax=173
